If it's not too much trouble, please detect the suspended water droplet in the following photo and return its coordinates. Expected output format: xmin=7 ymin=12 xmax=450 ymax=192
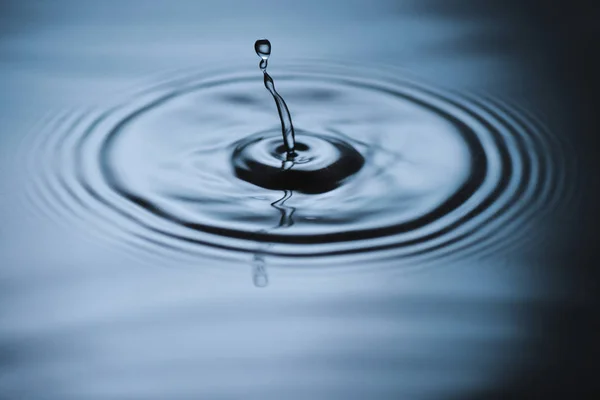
xmin=255 ymin=39 xmax=271 ymax=71
xmin=254 ymin=39 xmax=271 ymax=60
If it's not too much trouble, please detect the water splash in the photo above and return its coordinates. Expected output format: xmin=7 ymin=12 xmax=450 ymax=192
xmin=255 ymin=39 xmax=296 ymax=156
xmin=250 ymin=40 xmax=299 ymax=286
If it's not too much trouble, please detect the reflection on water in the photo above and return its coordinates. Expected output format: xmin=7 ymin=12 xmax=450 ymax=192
xmin=1 ymin=259 xmax=538 ymax=399
xmin=0 ymin=0 xmax=583 ymax=399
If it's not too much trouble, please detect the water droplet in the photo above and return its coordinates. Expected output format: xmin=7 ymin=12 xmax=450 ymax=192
xmin=254 ymin=39 xmax=271 ymax=60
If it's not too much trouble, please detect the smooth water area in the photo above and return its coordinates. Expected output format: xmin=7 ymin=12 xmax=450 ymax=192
xmin=0 ymin=1 xmax=584 ymax=399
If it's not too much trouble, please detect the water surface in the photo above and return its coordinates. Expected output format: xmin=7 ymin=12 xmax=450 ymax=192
xmin=0 ymin=1 xmax=585 ymax=399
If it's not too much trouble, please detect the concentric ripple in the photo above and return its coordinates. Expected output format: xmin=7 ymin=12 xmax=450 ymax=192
xmin=21 ymin=63 xmax=576 ymax=266
xmin=232 ymin=129 xmax=365 ymax=194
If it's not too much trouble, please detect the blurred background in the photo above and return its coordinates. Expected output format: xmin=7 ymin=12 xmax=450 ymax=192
xmin=1 ymin=1 xmax=599 ymax=399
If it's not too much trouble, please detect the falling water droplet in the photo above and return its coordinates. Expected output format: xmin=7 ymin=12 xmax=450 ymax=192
xmin=254 ymin=39 xmax=296 ymax=156
xmin=254 ymin=39 xmax=271 ymax=71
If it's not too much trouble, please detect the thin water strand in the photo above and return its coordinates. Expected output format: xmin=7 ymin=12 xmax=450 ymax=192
xmin=255 ymin=39 xmax=296 ymax=156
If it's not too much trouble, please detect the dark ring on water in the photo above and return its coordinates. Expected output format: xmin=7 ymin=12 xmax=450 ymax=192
xmin=232 ymin=133 xmax=365 ymax=194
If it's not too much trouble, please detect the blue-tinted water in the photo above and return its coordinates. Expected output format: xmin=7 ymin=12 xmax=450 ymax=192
xmin=0 ymin=1 xmax=588 ymax=399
